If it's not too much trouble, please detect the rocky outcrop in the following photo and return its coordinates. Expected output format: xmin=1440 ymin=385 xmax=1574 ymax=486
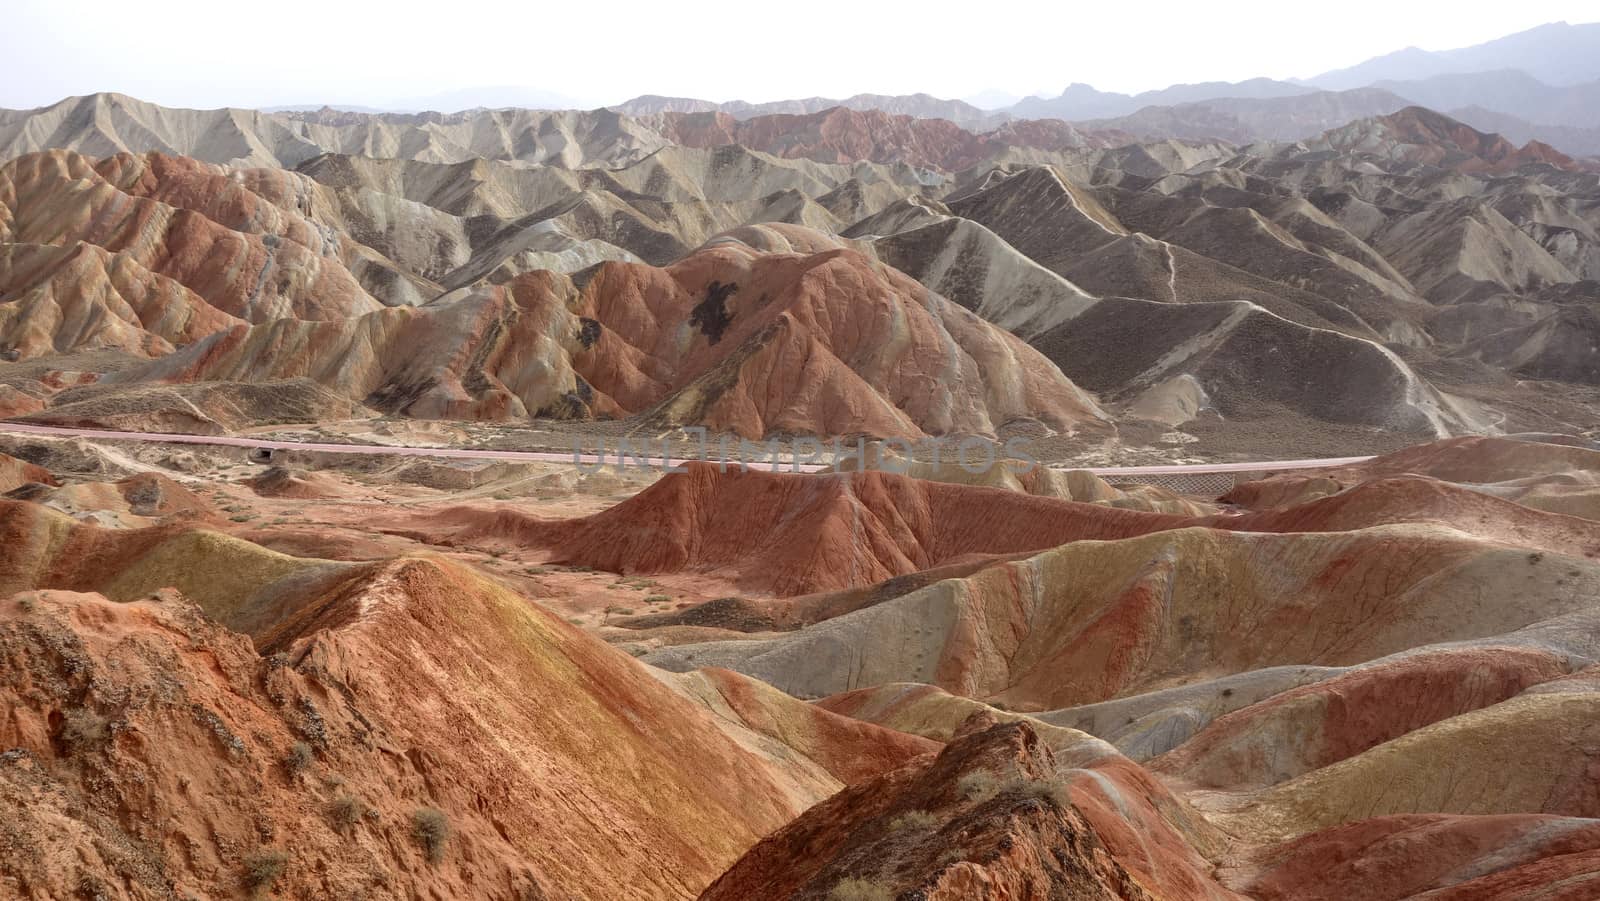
xmin=700 ymin=720 xmax=1178 ymax=900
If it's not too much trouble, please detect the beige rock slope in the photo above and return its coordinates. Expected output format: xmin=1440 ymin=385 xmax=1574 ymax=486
xmin=295 ymin=144 xmax=936 ymax=282
xmin=643 ymin=519 xmax=1600 ymax=705
xmin=852 ymin=163 xmax=1478 ymax=438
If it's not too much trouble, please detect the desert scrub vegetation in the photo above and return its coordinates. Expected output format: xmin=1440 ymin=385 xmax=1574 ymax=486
xmin=327 ymin=794 xmax=367 ymax=833
xmin=1007 ymin=775 xmax=1071 ymax=808
xmin=829 ymin=878 xmax=893 ymax=901
xmin=645 ymin=594 xmax=672 ymax=604
xmin=887 ymin=810 xmax=938 ymax=831
xmin=284 ymin=741 xmax=314 ymax=774
xmin=242 ymin=849 xmax=288 ymax=895
xmin=58 ymin=707 xmax=110 ymax=753
xmin=413 ymin=807 xmax=450 ymax=863
xmin=957 ymin=770 xmax=1000 ymax=801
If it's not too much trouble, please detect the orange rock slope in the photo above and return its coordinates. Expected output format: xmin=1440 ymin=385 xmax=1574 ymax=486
xmin=700 ymin=719 xmax=1192 ymax=900
xmin=0 ymin=451 xmax=56 ymax=493
xmin=0 ymin=499 xmax=931 ymax=899
xmin=0 ymin=151 xmax=387 ymax=327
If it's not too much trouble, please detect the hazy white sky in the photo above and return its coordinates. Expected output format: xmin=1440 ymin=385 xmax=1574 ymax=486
xmin=2 ymin=0 xmax=1596 ymax=110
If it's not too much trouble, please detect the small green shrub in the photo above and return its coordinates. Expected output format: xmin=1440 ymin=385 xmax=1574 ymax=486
xmin=957 ymin=770 xmax=999 ymax=802
xmin=59 ymin=708 xmax=110 ymax=752
xmin=1007 ymin=776 xmax=1071 ymax=808
xmin=328 ymin=794 xmax=365 ymax=833
xmin=284 ymin=742 xmax=313 ymax=774
xmin=413 ymin=807 xmax=450 ymax=864
xmin=887 ymin=810 xmax=937 ymax=831
xmin=230 ymin=514 xmax=253 ymax=523
xmin=644 ymin=594 xmax=672 ymax=604
xmin=828 ymin=878 xmax=892 ymax=901
xmin=243 ymin=849 xmax=288 ymax=893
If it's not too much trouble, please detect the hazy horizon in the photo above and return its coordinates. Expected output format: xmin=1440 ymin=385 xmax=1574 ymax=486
xmin=4 ymin=1 xmax=1599 ymax=112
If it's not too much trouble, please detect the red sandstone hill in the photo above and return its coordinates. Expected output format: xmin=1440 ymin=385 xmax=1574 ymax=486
xmin=124 ymin=224 xmax=1109 ymax=436
xmin=403 ymin=459 xmax=1600 ymax=599
xmin=1226 ymin=813 xmax=1600 ymax=900
xmin=1224 ymin=436 xmax=1600 ymax=519
xmin=407 ymin=464 xmax=1186 ymax=596
xmin=0 ymin=451 xmax=56 ymax=493
xmin=0 ymin=151 xmax=392 ymax=327
xmin=0 ymin=499 xmax=933 ymax=899
xmin=1311 ymin=106 xmax=1585 ymax=173
xmin=701 ymin=718 xmax=1226 ymax=900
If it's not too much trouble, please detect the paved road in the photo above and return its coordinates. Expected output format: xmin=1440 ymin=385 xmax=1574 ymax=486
xmin=0 ymin=422 xmax=1373 ymax=476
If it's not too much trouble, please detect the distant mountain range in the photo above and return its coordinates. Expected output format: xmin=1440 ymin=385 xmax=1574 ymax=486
xmin=1008 ymin=78 xmax=1315 ymax=121
xmin=7 ymin=22 xmax=1599 ymax=160
xmin=1371 ymin=70 xmax=1600 ymax=126
xmin=604 ymin=22 xmax=1600 ymax=158
xmin=613 ymin=93 xmax=1005 ymax=130
xmin=1306 ymin=21 xmax=1600 ymax=89
xmin=1073 ymin=88 xmax=1414 ymax=144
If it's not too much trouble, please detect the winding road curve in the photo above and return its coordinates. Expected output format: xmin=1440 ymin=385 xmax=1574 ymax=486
xmin=0 ymin=421 xmax=1374 ymax=476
